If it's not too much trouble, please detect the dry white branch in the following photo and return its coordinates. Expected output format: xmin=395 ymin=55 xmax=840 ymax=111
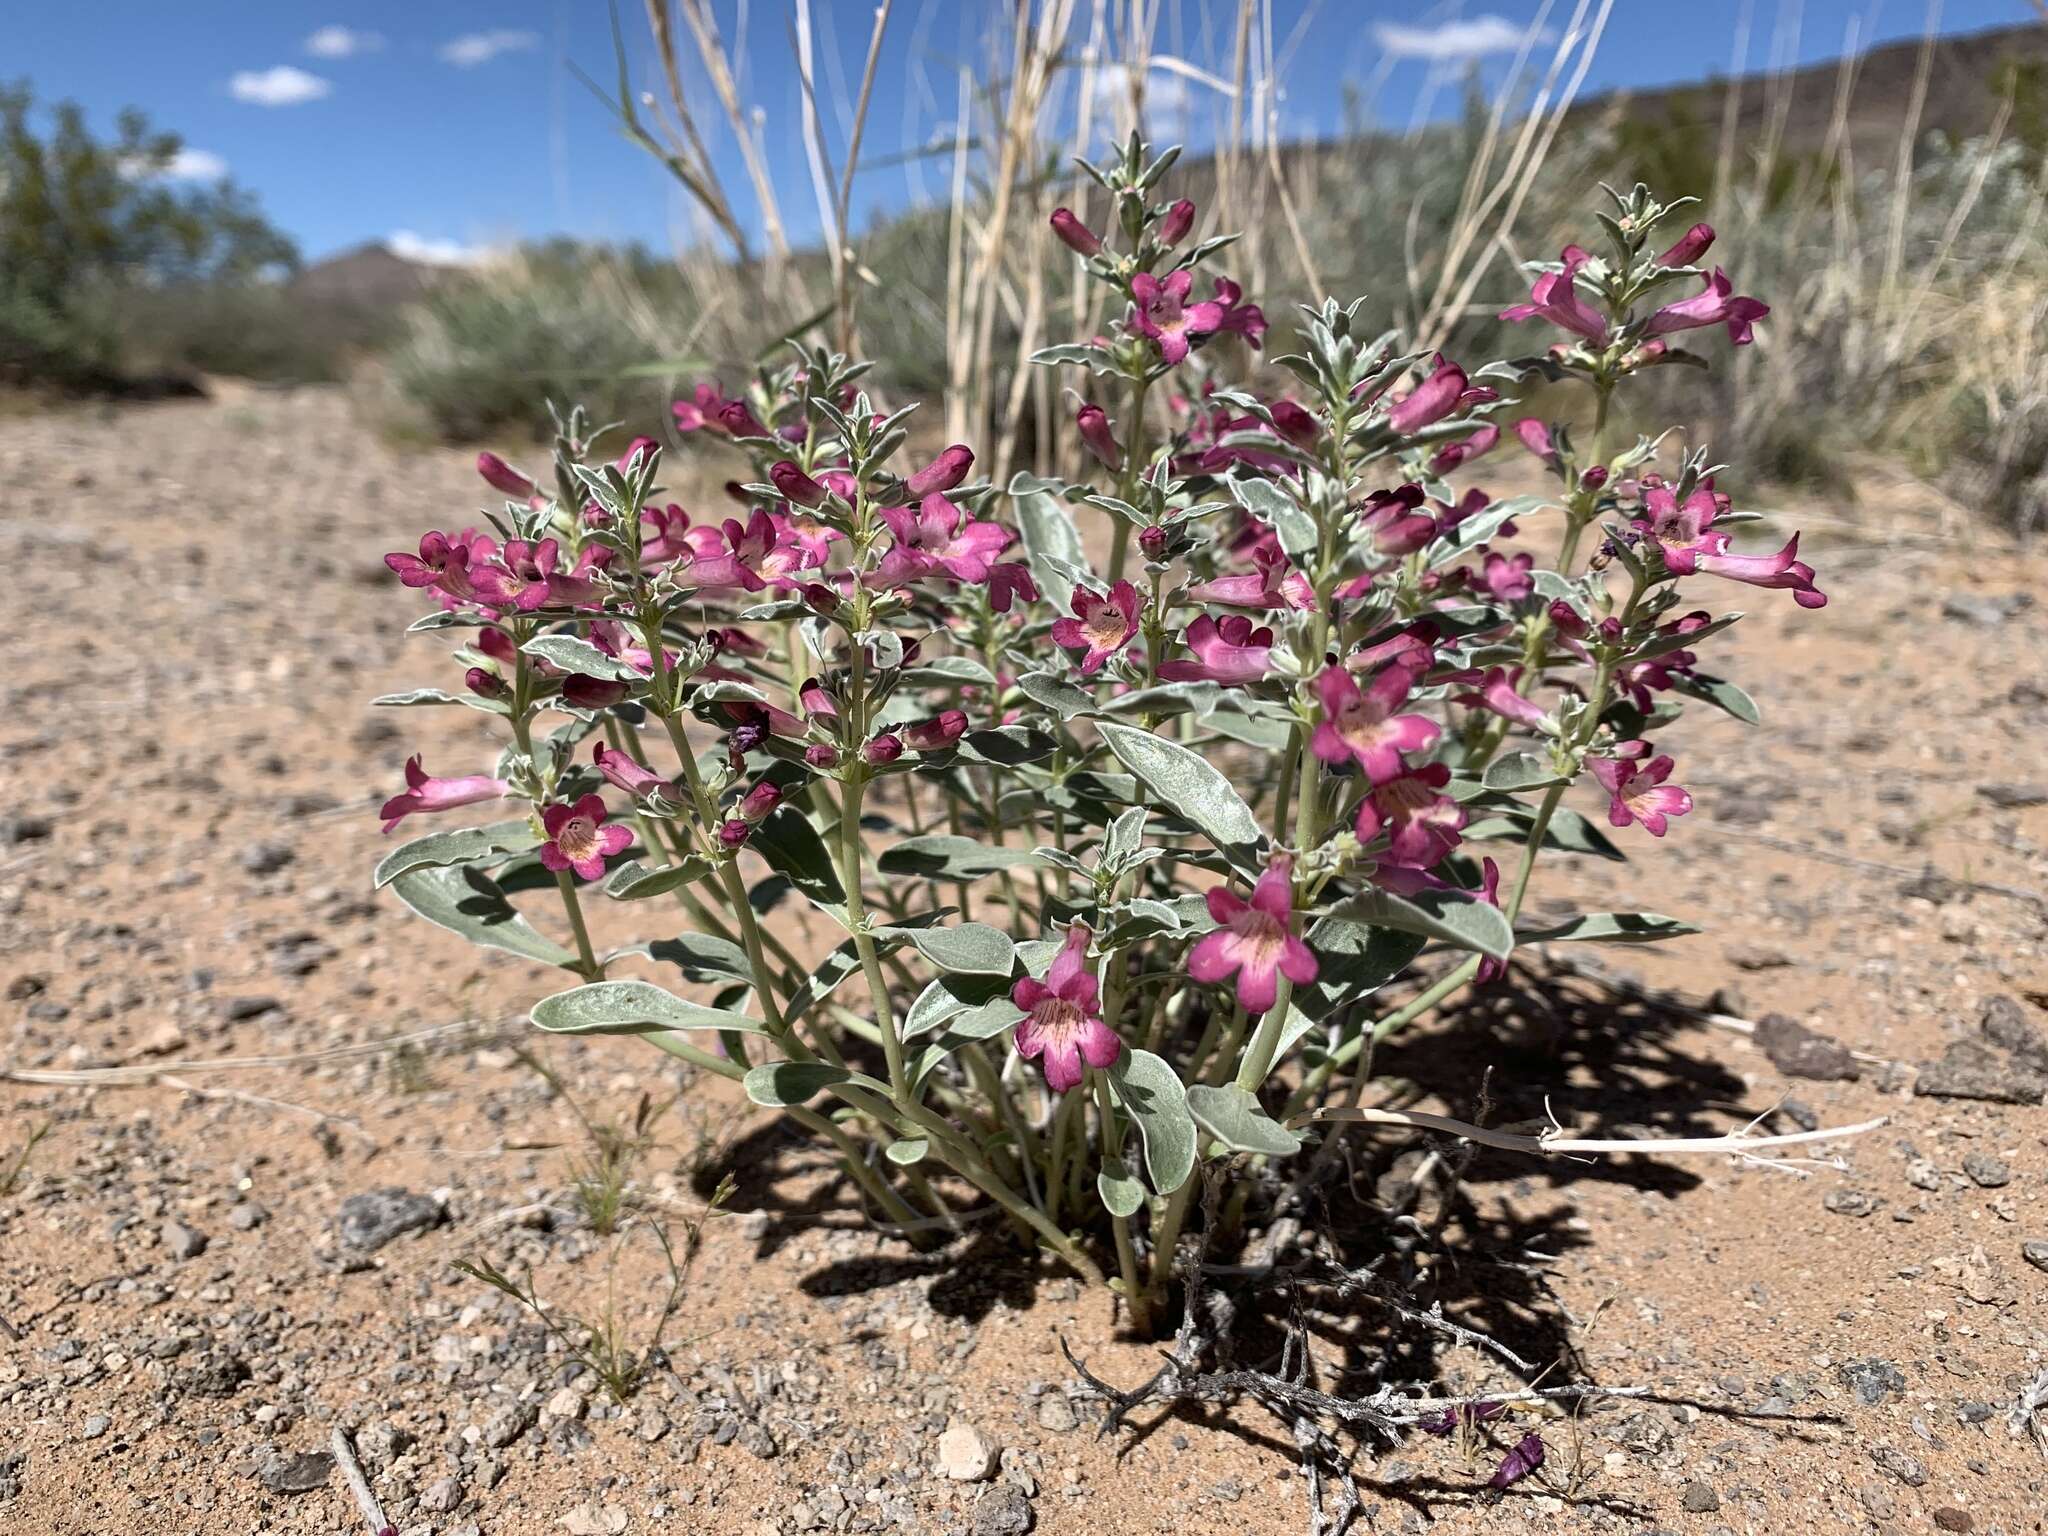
xmin=330 ymin=1426 xmax=390 ymax=1535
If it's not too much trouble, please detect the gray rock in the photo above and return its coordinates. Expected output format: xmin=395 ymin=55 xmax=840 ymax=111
xmin=1034 ymin=1394 xmax=1077 ymax=1433
xmin=259 ymin=1451 xmax=335 ymax=1494
xmin=0 ymin=815 xmax=52 ymax=846
xmin=1981 ymin=995 xmax=2048 ymax=1071
xmin=1941 ymin=592 xmax=2032 ymax=626
xmin=936 ymin=1417 xmax=998 ymax=1481
xmin=240 ymin=842 xmax=295 ymax=876
xmin=1957 ymin=1400 xmax=1997 ymax=1424
xmin=228 ymin=1202 xmax=267 ymax=1231
xmin=420 ymin=1476 xmax=463 ymax=1514
xmin=634 ymin=1406 xmax=670 ymax=1443
xmin=1681 ymin=1481 xmax=1721 ymax=1513
xmin=219 ymin=995 xmax=282 ymax=1022
xmin=973 ymin=1486 xmax=1036 ymax=1536
xmin=1838 ymin=1359 xmax=1905 ymax=1405
xmin=736 ymin=1421 xmax=778 ymax=1459
xmin=1913 ymin=1040 xmax=2047 ymax=1105
xmin=81 ymin=1415 xmax=110 ymax=1440
xmin=1976 ymin=783 xmax=2048 ymax=809
xmin=160 ymin=1220 xmax=208 ymax=1260
xmin=1725 ymin=944 xmax=1794 ymax=971
xmin=1755 ymin=1014 xmax=1858 ymax=1081
xmin=335 ymin=1188 xmax=446 ymax=1251
xmin=1823 ymin=1189 xmax=1878 ymax=1217
xmin=0 ymin=1454 xmax=19 ymax=1503
xmin=1870 ymin=1445 xmax=1927 ymax=1487
xmin=1962 ymin=1151 xmax=2011 ymax=1188
xmin=2022 ymin=1240 xmax=2048 ymax=1275
xmin=1904 ymin=1158 xmax=1944 ymax=1192
xmin=480 ymin=1402 xmax=536 ymax=1449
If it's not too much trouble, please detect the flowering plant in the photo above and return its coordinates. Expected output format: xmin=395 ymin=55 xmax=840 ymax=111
xmin=371 ymin=139 xmax=1818 ymax=1330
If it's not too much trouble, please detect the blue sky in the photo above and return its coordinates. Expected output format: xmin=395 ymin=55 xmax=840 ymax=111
xmin=11 ymin=2 xmax=2037 ymax=264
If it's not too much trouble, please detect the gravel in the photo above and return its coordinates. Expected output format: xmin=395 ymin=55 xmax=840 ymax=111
xmin=1913 ymin=1040 xmax=2047 ymax=1104
xmin=258 ymin=1451 xmax=335 ymax=1494
xmin=1755 ymin=1014 xmax=1860 ymax=1081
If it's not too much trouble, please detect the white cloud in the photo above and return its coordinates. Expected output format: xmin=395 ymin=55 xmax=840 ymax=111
xmin=229 ymin=66 xmax=333 ymax=107
xmin=1086 ymin=60 xmax=1198 ymax=133
xmin=388 ymin=231 xmax=489 ymax=268
xmin=120 ymin=147 xmax=231 ymax=182
xmin=1373 ymin=16 xmax=1542 ymax=63
xmin=304 ymin=26 xmax=384 ymax=59
xmin=438 ymin=30 xmax=540 ymax=68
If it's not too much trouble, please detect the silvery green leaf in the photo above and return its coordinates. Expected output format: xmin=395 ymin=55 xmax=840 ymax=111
xmin=389 ymin=864 xmax=578 ymax=968
xmin=750 ymin=806 xmax=846 ymax=912
xmin=878 ymin=836 xmax=1043 ymax=880
xmin=1516 ymin=911 xmax=1700 ymax=944
xmin=1108 ymin=1049 xmax=1196 ymax=1196
xmin=1029 ymin=342 xmax=1108 ymax=368
xmin=878 ymin=922 xmax=1017 ymax=977
xmin=1184 ymin=1084 xmax=1302 ymax=1155
xmin=857 ymin=629 xmax=905 ymax=671
xmin=953 ymin=727 xmax=1058 ymax=767
xmin=1016 ymin=670 xmax=1093 ymax=720
xmin=1099 ymin=722 xmax=1265 ymax=876
xmin=1229 ymin=476 xmax=1318 ymax=564
xmin=1668 ymin=670 xmax=1759 ymax=725
xmin=1012 ymin=482 xmax=1091 ymax=612
xmin=735 ymin=599 xmax=809 ymax=622
xmin=1633 ymin=611 xmax=1741 ymax=660
xmin=1097 ymin=1156 xmax=1145 ymax=1217
xmin=373 ymin=819 xmax=538 ymax=889
xmin=1464 ymin=805 xmax=1625 ymax=861
xmin=903 ymin=656 xmax=995 ymax=688
xmin=885 ymin=1137 xmax=930 ymax=1166
xmin=372 ymin=688 xmax=509 ymax=715
xmin=1424 ymin=495 xmax=1547 ymax=567
xmin=908 ymin=999 xmax=1024 ymax=1088
xmin=522 ymin=635 xmax=639 ymax=681
xmin=635 ymin=932 xmax=754 ymax=982
xmin=602 ymin=857 xmax=714 ymax=900
xmin=903 ymin=973 xmax=1012 ymax=1039
xmin=743 ymin=1061 xmax=862 ymax=1106
xmin=1296 ymin=918 xmax=1426 ymax=1021
xmin=1327 ymin=886 xmax=1514 ymax=961
xmin=531 ymin=979 xmax=767 ymax=1036
xmin=1103 ymin=806 xmax=1147 ymax=865
xmin=1482 ymin=753 xmax=1567 ymax=792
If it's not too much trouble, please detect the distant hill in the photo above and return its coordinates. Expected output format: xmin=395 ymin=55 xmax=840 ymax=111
xmin=289 ymin=242 xmax=438 ymax=310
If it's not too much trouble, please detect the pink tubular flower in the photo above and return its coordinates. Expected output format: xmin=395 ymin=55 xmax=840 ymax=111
xmin=1129 ymin=269 xmax=1224 ymax=365
xmin=1388 ymin=355 xmax=1467 ymax=434
xmin=1185 ymin=543 xmax=1317 ymax=611
xmin=988 ymin=561 xmax=1038 ymax=613
xmin=1634 ymin=482 xmax=1826 ymax=607
xmin=476 ymin=451 xmax=543 ymax=506
xmin=1010 ymin=923 xmax=1120 ymax=1093
xmin=471 ymin=538 xmax=607 ymax=612
xmin=1477 ymin=551 xmax=1534 ymax=604
xmin=1076 ymin=403 xmax=1121 ymax=470
xmin=1312 ymin=664 xmax=1439 ymax=784
xmin=1642 ymin=267 xmax=1769 ymax=345
xmin=1490 ymin=1433 xmax=1546 ymax=1490
xmin=1211 ymin=278 xmax=1267 ymax=347
xmin=1156 ymin=614 xmax=1274 ymax=685
xmin=716 ymin=398 xmax=769 ymax=439
xmin=1358 ymin=484 xmax=1437 ymax=556
xmin=1454 ymin=665 xmax=1549 ymax=730
xmin=386 ymin=529 xmax=485 ymax=600
xmin=1159 ymin=198 xmax=1196 ymax=247
xmin=1590 ymin=741 xmax=1692 ymax=837
xmin=1514 ymin=417 xmax=1560 ymax=469
xmin=861 ymin=733 xmax=903 ymax=765
xmin=1050 ymin=581 xmax=1142 ymax=675
xmin=378 ymin=755 xmax=512 ymax=833
xmin=539 ymin=794 xmax=633 ymax=880
xmin=1658 ymin=221 xmax=1715 ymax=268
xmin=770 ymin=460 xmax=828 ymax=508
xmin=638 ymin=504 xmax=691 ymax=565
xmin=561 ymin=674 xmax=626 ymax=709
xmin=1049 ymin=207 xmax=1102 ymax=257
xmin=1429 ymin=422 xmax=1499 ymax=475
xmin=875 ymin=494 xmax=1013 ymax=585
xmin=1499 ymin=245 xmax=1610 ymax=345
xmin=593 ymin=742 xmax=677 ymax=803
xmin=1354 ymin=762 xmax=1466 ymax=870
xmin=671 ymin=381 xmax=730 ymax=432
xmin=903 ymin=711 xmax=967 ymax=752
xmin=1189 ymin=855 xmax=1319 ymax=1014
xmin=1472 ymin=858 xmax=1507 ymax=984
xmin=615 ymin=436 xmax=660 ymax=472
xmin=906 ymin=444 xmax=974 ymax=498
xmin=686 ymin=509 xmax=827 ymax=592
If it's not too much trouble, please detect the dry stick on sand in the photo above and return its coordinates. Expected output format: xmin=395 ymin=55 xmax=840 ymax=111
xmin=331 ymin=1427 xmax=392 ymax=1536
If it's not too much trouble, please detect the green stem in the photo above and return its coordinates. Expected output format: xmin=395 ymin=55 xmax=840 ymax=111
xmin=552 ymin=870 xmax=603 ymax=980
xmin=1104 ymin=373 xmax=1153 ymax=584
xmin=1093 ymin=1069 xmax=1147 ymax=1331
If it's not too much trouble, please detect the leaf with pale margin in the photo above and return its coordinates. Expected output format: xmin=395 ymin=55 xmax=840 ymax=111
xmin=1328 ymin=886 xmax=1514 ymax=960
xmin=1668 ymin=670 xmax=1759 ymax=725
xmin=1516 ymin=912 xmax=1700 ymax=945
xmin=1633 ymin=611 xmax=1740 ymax=661
xmin=1011 ymin=481 xmax=1090 ymax=612
xmin=1015 ymin=670 xmax=1092 ymax=720
xmin=878 ymin=837 xmax=1042 ymax=880
xmin=373 ymin=819 xmax=538 ymax=889
xmin=1109 ymin=1049 xmax=1196 ymax=1195
xmin=1097 ymin=1156 xmax=1145 ymax=1218
xmin=602 ymin=857 xmax=714 ymax=900
xmin=1482 ymin=753 xmax=1567 ymax=793
xmin=885 ymin=1138 xmax=930 ymax=1166
xmin=1229 ymin=476 xmax=1317 ymax=564
xmin=1099 ymin=723 xmax=1265 ymax=876
xmin=372 ymin=688 xmax=508 ymax=715
xmin=750 ymin=806 xmax=845 ymax=910
xmin=531 ymin=979 xmax=767 ymax=1036
xmin=1465 ymin=806 xmax=1625 ymax=862
xmin=878 ymin=921 xmax=1016 ymax=977
xmin=743 ymin=1061 xmax=869 ymax=1106
xmin=521 ymin=635 xmax=640 ymax=681
xmin=1185 ymin=1084 xmax=1303 ymax=1155
xmin=389 ymin=863 xmax=578 ymax=968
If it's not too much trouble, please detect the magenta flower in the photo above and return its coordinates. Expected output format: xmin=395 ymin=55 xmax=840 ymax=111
xmin=1312 ymin=664 xmax=1439 ymax=784
xmin=988 ymin=561 xmax=1038 ymax=613
xmin=1499 ymin=245 xmax=1610 ymax=345
xmin=1268 ymin=398 xmax=1320 ymax=449
xmin=906 ymin=444 xmax=975 ymax=498
xmin=1189 ymin=855 xmax=1319 ymax=1014
xmin=1049 ymin=207 xmax=1102 ymax=257
xmin=1472 ymin=858 xmax=1507 ymax=984
xmin=671 ymin=381 xmax=731 ymax=432
xmin=1477 ymin=551 xmax=1534 ymax=604
xmin=1642 ymin=267 xmax=1768 ymax=345
xmin=1156 ymin=614 xmax=1275 ymax=685
xmin=861 ymin=733 xmax=903 ymax=765
xmin=378 ymin=755 xmax=512 ymax=833
xmin=1657 ymin=221 xmax=1715 ymax=268
xmin=1050 ymin=581 xmax=1142 ymax=675
xmin=476 ymin=452 xmax=543 ymax=507
xmin=1590 ymin=741 xmax=1692 ymax=837
xmin=716 ymin=780 xmax=784 ymax=849
xmin=770 ymin=460 xmax=829 ymax=508
xmin=1128 ymin=269 xmax=1224 ymax=364
xmin=903 ymin=710 xmax=968 ymax=752
xmin=1634 ymin=482 xmax=1826 ymax=607
xmin=1076 ymin=403 xmax=1121 ymax=470
xmin=686 ymin=509 xmax=827 ymax=592
xmin=1158 ymin=198 xmax=1196 ymax=247
xmin=1514 ymin=417 xmax=1560 ymax=469
xmin=615 ymin=436 xmax=660 ymax=472
xmin=561 ymin=674 xmax=626 ymax=709
xmin=539 ymin=794 xmax=633 ymax=881
xmin=638 ymin=504 xmax=692 ymax=565
xmin=875 ymin=494 xmax=1012 ymax=585
xmin=1010 ymin=923 xmax=1120 ymax=1094
xmin=1489 ymin=1433 xmax=1546 ymax=1490
xmin=592 ymin=742 xmax=677 ymax=804
xmin=716 ymin=399 xmax=770 ymax=438
xmin=1429 ymin=423 xmax=1499 ymax=476
xmin=1455 ymin=665 xmax=1549 ymax=730
xmin=471 ymin=538 xmax=606 ymax=612
xmin=1358 ymin=484 xmax=1438 ymax=557
xmin=1211 ymin=278 xmax=1267 ymax=348
xmin=1388 ymin=355 xmax=1468 ymax=434
xmin=1185 ymin=544 xmax=1316 ymax=611
xmin=1354 ymin=763 xmax=1466 ymax=870
xmin=386 ymin=530 xmax=488 ymax=601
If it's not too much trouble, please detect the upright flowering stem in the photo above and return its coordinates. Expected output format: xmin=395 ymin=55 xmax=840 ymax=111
xmin=510 ymin=698 xmax=601 ymax=981
xmin=1091 ymin=1067 xmax=1148 ymax=1331
xmin=1104 ymin=374 xmax=1151 ymax=584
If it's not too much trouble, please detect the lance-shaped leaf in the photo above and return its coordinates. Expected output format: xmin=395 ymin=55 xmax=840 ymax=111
xmin=903 ymin=973 xmax=1014 ymax=1039
xmin=1015 ymin=669 xmax=1093 ymax=721
xmin=910 ymin=998 xmax=1026 ymax=1089
xmin=1328 ymin=886 xmax=1514 ymax=960
xmin=635 ymin=932 xmax=754 ymax=982
xmin=1296 ymin=917 xmax=1426 ymax=1021
xmin=531 ymin=979 xmax=768 ymax=1036
xmin=1012 ymin=481 xmax=1091 ymax=613
xmin=603 ymin=857 xmax=714 ymax=900
xmin=1633 ymin=611 xmax=1740 ymax=660
xmin=1482 ymin=753 xmax=1568 ymax=793
xmin=879 ymin=836 xmax=1043 ymax=880
xmin=521 ymin=634 xmax=641 ymax=681
xmin=372 ymin=688 xmax=509 ymax=715
xmin=1108 ymin=1049 xmax=1197 ymax=1195
xmin=1515 ymin=912 xmax=1700 ymax=945
xmin=1668 ymin=669 xmax=1759 ymax=725
xmin=743 ymin=1061 xmax=876 ymax=1106
xmin=879 ymin=921 xmax=1017 ymax=977
xmin=750 ymin=805 xmax=846 ymax=910
xmin=373 ymin=819 xmax=539 ymax=889
xmin=1464 ymin=804 xmax=1626 ymax=861
xmin=1185 ymin=1084 xmax=1303 ymax=1155
xmin=389 ymin=863 xmax=578 ymax=968
xmin=1099 ymin=722 xmax=1265 ymax=876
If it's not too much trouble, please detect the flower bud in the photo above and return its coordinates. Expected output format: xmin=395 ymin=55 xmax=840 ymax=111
xmin=799 ymin=678 xmax=840 ymax=723
xmin=1158 ymin=198 xmax=1195 ymax=247
xmin=801 ymin=581 xmax=841 ymax=617
xmin=717 ymin=399 xmax=768 ymax=438
xmin=1268 ymin=399 xmax=1319 ymax=449
xmin=804 ymin=743 xmax=841 ymax=769
xmin=615 ymin=435 xmax=660 ymax=472
xmin=562 ymin=675 xmax=627 ymax=709
xmin=1076 ymin=404 xmax=1121 ymax=470
xmin=1138 ymin=525 xmax=1168 ymax=562
xmin=771 ymin=460 xmax=828 ymax=508
xmin=464 ymin=667 xmax=506 ymax=700
xmin=903 ymin=710 xmax=967 ymax=751
xmin=476 ymin=452 xmax=536 ymax=501
xmin=1050 ymin=207 xmax=1103 ymax=256
xmin=1656 ymin=221 xmax=1714 ymax=268
xmin=906 ymin=444 xmax=974 ymax=497
xmin=1580 ymin=465 xmax=1608 ymax=491
xmin=1387 ymin=355 xmax=1467 ymax=435
xmin=718 ymin=819 xmax=753 ymax=850
xmin=861 ymin=733 xmax=904 ymax=765
xmin=737 ymin=781 xmax=783 ymax=822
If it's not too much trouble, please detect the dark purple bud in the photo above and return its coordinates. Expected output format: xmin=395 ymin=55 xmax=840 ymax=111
xmin=1159 ymin=198 xmax=1195 ymax=247
xmin=1268 ymin=399 xmax=1319 ymax=448
xmin=1580 ymin=465 xmax=1608 ymax=491
xmin=906 ymin=444 xmax=974 ymax=497
xmin=771 ymin=459 xmax=828 ymax=508
xmin=903 ymin=710 xmax=967 ymax=751
xmin=737 ymin=781 xmax=782 ymax=822
xmin=804 ymin=742 xmax=841 ymax=769
xmin=464 ymin=667 xmax=506 ymax=700
xmin=1050 ymin=207 xmax=1102 ymax=257
xmin=1489 ymin=1432 xmax=1545 ymax=1489
xmin=1138 ymin=525 xmax=1168 ymax=561
xmin=718 ymin=818 xmax=753 ymax=850
xmin=1076 ymin=404 xmax=1122 ymax=470
xmin=615 ymin=435 xmax=660 ymax=472
xmin=861 ymin=733 xmax=903 ymax=765
xmin=562 ymin=675 xmax=627 ymax=709
xmin=1388 ymin=355 xmax=1468 ymax=434
xmin=1657 ymin=221 xmax=1715 ymax=268
xmin=476 ymin=451 xmax=536 ymax=501
xmin=717 ymin=400 xmax=768 ymax=438
xmin=801 ymin=581 xmax=841 ymax=617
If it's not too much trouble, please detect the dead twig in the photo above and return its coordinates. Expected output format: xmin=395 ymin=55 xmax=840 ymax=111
xmin=330 ymin=1426 xmax=390 ymax=1536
